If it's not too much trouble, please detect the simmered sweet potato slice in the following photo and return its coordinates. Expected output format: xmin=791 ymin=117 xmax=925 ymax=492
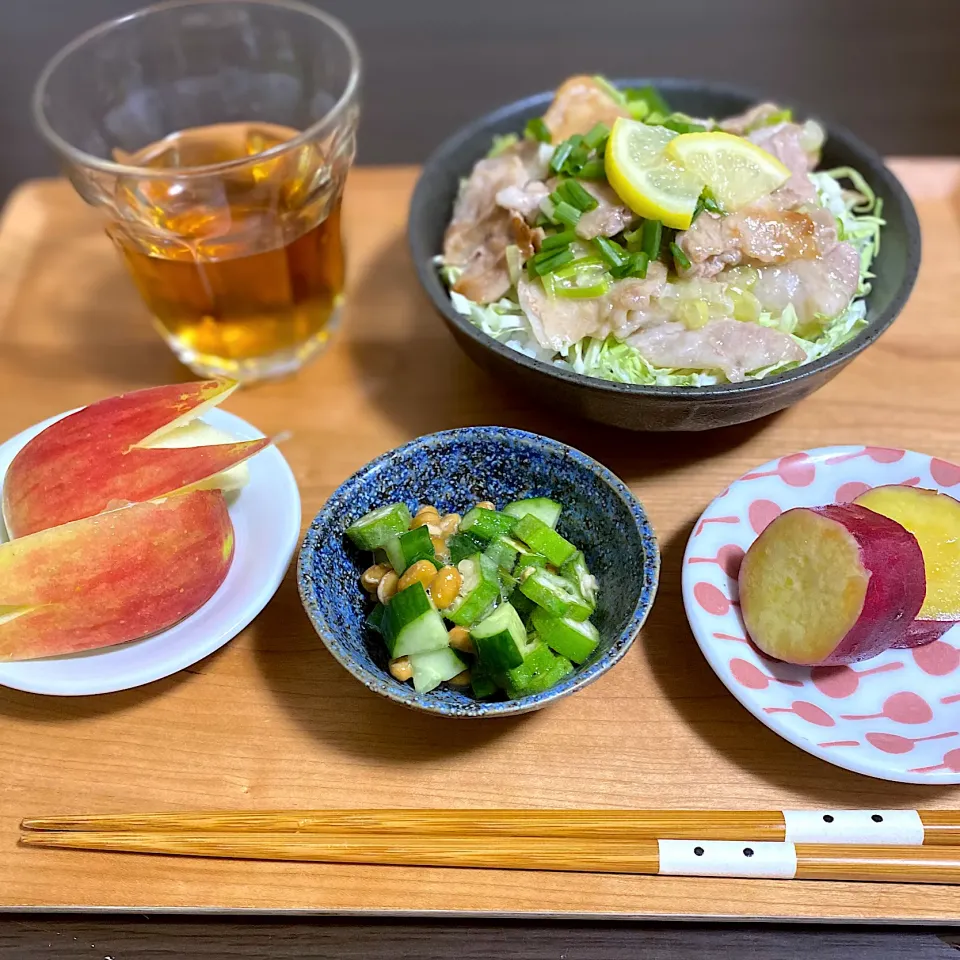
xmin=855 ymin=485 xmax=960 ymax=621
xmin=739 ymin=504 xmax=925 ymax=665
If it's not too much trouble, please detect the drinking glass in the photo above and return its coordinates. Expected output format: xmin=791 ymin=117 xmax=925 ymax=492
xmin=33 ymin=0 xmax=361 ymax=382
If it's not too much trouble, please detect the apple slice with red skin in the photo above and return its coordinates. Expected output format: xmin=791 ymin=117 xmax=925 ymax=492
xmin=0 ymin=489 xmax=234 ymax=661
xmin=2 ymin=379 xmax=268 ymax=537
xmin=739 ymin=504 xmax=926 ymax=665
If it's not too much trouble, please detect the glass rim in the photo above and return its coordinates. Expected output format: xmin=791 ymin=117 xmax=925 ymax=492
xmin=32 ymin=0 xmax=361 ymax=180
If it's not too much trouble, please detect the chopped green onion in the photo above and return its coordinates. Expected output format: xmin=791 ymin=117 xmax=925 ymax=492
xmin=593 ymin=236 xmax=626 ymax=269
xmin=627 ymin=100 xmax=650 ymax=121
xmin=524 ymin=117 xmax=552 ymax=143
xmin=530 ymin=248 xmax=575 ymax=276
xmin=670 ymin=241 xmax=691 ymax=271
xmin=553 ymin=200 xmax=582 ymax=229
xmin=592 ymin=75 xmax=627 ymax=106
xmin=702 ymin=192 xmax=722 ymax=215
xmin=623 ymin=225 xmax=644 ymax=251
xmin=566 ymin=143 xmax=590 ymax=174
xmin=549 ymin=134 xmax=585 ymax=175
xmin=558 ymin=179 xmax=599 ymax=212
xmin=534 ymin=211 xmax=551 ymax=227
xmin=662 ymin=118 xmax=707 ymax=135
xmin=763 ymin=108 xmax=793 ymax=127
xmin=584 ymin=123 xmax=610 ymax=151
xmin=692 ymin=189 xmax=723 ymax=221
xmin=556 ymin=279 xmax=611 ymax=299
xmin=610 ymin=251 xmax=649 ymax=280
xmin=577 ymin=158 xmax=607 ymax=180
xmin=554 ymin=256 xmax=604 ymax=275
xmin=646 ymin=111 xmax=666 ymax=126
xmin=549 ymin=140 xmax=575 ymax=174
xmin=615 ymin=251 xmax=649 ymax=280
xmin=541 ymin=229 xmax=577 ymax=252
xmin=625 ymin=85 xmax=670 ymax=117
xmin=641 ymin=218 xmax=663 ymax=260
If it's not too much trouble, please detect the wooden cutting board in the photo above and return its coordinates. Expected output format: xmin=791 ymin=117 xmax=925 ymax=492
xmin=0 ymin=161 xmax=959 ymax=921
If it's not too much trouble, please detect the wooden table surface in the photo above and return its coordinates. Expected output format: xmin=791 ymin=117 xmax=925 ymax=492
xmin=1 ymin=162 xmax=959 ymax=922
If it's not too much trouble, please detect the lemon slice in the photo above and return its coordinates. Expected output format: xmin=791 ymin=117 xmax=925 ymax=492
xmin=665 ymin=131 xmax=791 ymax=212
xmin=604 ymin=119 xmax=705 ymax=230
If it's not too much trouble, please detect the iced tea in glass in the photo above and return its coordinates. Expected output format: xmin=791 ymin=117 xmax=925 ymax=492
xmin=34 ymin=0 xmax=360 ymax=382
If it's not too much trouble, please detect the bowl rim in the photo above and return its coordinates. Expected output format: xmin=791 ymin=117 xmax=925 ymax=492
xmin=408 ymin=76 xmax=922 ymax=403
xmin=297 ymin=425 xmax=660 ymax=717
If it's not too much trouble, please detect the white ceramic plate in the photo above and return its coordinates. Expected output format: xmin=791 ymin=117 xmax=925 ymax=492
xmin=684 ymin=445 xmax=960 ymax=784
xmin=0 ymin=407 xmax=300 ymax=696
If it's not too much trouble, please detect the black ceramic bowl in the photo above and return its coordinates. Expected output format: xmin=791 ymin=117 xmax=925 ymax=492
xmin=409 ymin=78 xmax=921 ymax=431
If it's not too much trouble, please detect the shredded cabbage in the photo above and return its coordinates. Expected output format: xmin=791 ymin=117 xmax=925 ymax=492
xmin=441 ymin=168 xmax=884 ymax=387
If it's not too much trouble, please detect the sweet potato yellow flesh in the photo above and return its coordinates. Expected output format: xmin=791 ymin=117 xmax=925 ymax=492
xmin=0 ymin=490 xmax=234 ymax=661
xmin=740 ymin=509 xmax=868 ymax=664
xmin=855 ymin=485 xmax=960 ymax=621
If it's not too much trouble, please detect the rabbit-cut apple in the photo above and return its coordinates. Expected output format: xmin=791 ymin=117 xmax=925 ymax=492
xmin=739 ymin=504 xmax=926 ymax=665
xmin=0 ymin=490 xmax=234 ymax=662
xmin=2 ymin=379 xmax=268 ymax=538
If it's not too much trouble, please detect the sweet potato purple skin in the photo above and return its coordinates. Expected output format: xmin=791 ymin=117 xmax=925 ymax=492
xmin=807 ymin=504 xmax=926 ymax=664
xmin=893 ymin=620 xmax=958 ymax=649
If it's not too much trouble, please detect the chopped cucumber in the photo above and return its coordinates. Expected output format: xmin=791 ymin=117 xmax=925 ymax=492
xmin=531 ymin=608 xmax=599 ymax=663
xmin=409 ymin=646 xmax=467 ymax=693
xmin=460 ymin=507 xmax=517 ymax=542
xmin=513 ymin=514 xmax=576 ymax=567
xmin=382 ymin=582 xmax=450 ymax=657
xmin=511 ymin=655 xmax=574 ymax=697
xmin=500 ymin=642 xmax=558 ymax=698
xmin=346 ymin=503 xmax=412 ymax=550
xmin=504 ymin=497 xmax=562 ymax=529
xmin=508 ymin=587 xmax=538 ymax=624
xmin=561 ymin=550 xmax=598 ymax=609
xmin=498 ymin=570 xmax=519 ymax=608
xmin=448 ymin=531 xmax=486 ymax=565
xmin=471 ymin=672 xmax=499 ymax=698
xmin=470 ymin=602 xmax=536 ymax=671
xmin=519 ymin=568 xmax=593 ymax=621
xmin=365 ymin=602 xmax=387 ymax=635
xmin=383 ymin=524 xmax=437 ymax=574
xmin=484 ymin=535 xmax=520 ymax=573
xmin=349 ymin=493 xmax=599 ymax=702
xmin=445 ymin=553 xmax=501 ymax=626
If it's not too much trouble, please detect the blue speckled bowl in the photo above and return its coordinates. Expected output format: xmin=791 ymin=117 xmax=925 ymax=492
xmin=297 ymin=427 xmax=659 ymax=717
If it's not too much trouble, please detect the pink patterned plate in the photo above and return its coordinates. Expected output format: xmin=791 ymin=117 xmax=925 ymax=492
xmin=683 ymin=445 xmax=960 ymax=784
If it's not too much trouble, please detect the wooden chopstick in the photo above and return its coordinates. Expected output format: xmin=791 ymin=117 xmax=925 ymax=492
xmin=20 ymin=809 xmax=960 ymax=845
xmin=18 ymin=830 xmax=960 ymax=884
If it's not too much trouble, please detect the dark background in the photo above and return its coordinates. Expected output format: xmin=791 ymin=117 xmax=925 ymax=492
xmin=2 ymin=0 xmax=959 ymax=201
